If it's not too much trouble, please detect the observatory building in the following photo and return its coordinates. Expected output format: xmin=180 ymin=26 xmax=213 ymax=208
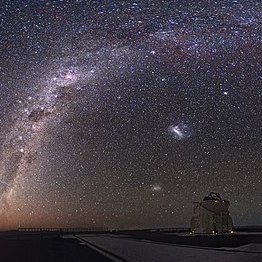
xmin=190 ymin=192 xmax=233 ymax=234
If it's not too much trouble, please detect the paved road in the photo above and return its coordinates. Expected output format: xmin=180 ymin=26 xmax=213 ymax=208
xmin=72 ymin=234 xmax=262 ymax=262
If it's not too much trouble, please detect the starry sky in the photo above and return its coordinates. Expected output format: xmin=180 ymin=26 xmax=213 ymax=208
xmin=1 ymin=0 xmax=262 ymax=230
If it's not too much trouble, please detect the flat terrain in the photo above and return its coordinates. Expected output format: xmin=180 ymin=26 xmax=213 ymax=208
xmin=74 ymin=233 xmax=262 ymax=262
xmin=0 ymin=230 xmax=261 ymax=261
xmin=0 ymin=237 xmax=111 ymax=262
xmin=118 ymin=230 xmax=262 ymax=247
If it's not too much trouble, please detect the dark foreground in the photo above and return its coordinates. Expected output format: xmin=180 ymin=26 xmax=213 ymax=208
xmin=0 ymin=237 xmax=111 ymax=262
xmin=120 ymin=230 xmax=262 ymax=248
xmin=0 ymin=229 xmax=261 ymax=262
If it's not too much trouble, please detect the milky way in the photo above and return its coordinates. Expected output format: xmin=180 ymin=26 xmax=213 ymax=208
xmin=1 ymin=0 xmax=262 ymax=229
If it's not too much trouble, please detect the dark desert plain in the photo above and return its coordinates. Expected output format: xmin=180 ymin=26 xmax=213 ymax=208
xmin=0 ymin=228 xmax=262 ymax=261
xmin=1 ymin=0 xmax=262 ymax=261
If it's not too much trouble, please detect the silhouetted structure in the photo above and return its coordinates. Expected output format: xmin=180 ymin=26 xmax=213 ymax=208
xmin=190 ymin=192 xmax=233 ymax=234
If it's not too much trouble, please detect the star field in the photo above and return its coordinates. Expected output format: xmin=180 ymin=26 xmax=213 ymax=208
xmin=0 ymin=0 xmax=262 ymax=229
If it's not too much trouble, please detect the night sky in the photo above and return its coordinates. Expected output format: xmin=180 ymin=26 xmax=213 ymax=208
xmin=1 ymin=0 xmax=262 ymax=230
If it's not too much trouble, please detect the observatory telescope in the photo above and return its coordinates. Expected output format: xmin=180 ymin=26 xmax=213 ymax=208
xmin=190 ymin=192 xmax=233 ymax=234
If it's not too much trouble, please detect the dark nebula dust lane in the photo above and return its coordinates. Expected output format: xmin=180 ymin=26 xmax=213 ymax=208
xmin=0 ymin=0 xmax=261 ymax=229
